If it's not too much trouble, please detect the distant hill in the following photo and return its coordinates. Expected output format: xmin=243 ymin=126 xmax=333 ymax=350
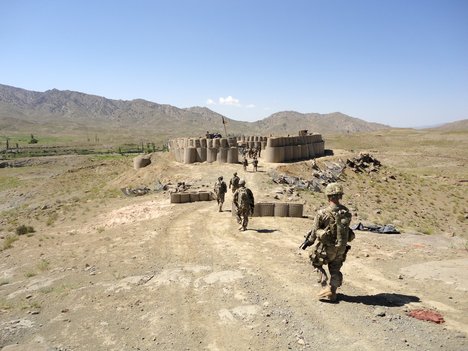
xmin=252 ymin=111 xmax=388 ymax=135
xmin=429 ymin=119 xmax=468 ymax=131
xmin=0 ymin=84 xmax=389 ymax=139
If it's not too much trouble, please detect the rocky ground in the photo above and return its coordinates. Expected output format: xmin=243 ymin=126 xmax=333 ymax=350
xmin=0 ymin=140 xmax=467 ymax=350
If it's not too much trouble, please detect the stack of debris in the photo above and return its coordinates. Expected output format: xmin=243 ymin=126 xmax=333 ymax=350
xmin=346 ymin=153 xmax=381 ymax=173
xmin=271 ymin=159 xmax=346 ymax=193
xmin=121 ymin=187 xmax=151 ymax=197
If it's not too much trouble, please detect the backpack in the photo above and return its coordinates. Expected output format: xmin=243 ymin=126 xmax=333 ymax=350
xmin=238 ymin=187 xmax=254 ymax=209
xmin=215 ymin=181 xmax=227 ymax=194
xmin=220 ymin=181 xmax=227 ymax=193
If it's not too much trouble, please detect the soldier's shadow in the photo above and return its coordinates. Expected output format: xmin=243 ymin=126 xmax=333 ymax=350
xmin=338 ymin=293 xmax=420 ymax=306
xmin=251 ymin=228 xmax=278 ymax=234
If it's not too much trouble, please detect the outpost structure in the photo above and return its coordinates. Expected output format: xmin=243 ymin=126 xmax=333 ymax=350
xmin=168 ymin=133 xmax=325 ymax=164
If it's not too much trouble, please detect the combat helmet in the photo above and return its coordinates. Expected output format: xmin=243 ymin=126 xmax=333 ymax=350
xmin=239 ymin=179 xmax=246 ymax=186
xmin=233 ymin=172 xmax=237 ymax=176
xmin=325 ymin=183 xmax=343 ymax=196
xmin=218 ymin=176 xmax=223 ymax=181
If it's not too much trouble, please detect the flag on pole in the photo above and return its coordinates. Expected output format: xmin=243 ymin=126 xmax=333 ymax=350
xmin=221 ymin=116 xmax=226 ymax=125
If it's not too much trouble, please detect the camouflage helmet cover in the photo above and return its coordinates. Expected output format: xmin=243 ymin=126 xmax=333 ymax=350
xmin=239 ymin=179 xmax=246 ymax=186
xmin=325 ymin=182 xmax=343 ymax=196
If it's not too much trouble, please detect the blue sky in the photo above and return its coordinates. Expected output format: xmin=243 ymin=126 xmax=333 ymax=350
xmin=1 ymin=0 xmax=467 ymax=127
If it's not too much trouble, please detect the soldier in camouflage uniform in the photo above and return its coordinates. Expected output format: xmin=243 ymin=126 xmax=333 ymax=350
xmin=229 ymin=172 xmax=240 ymax=193
xmin=242 ymin=157 xmax=248 ymax=171
xmin=233 ymin=179 xmax=254 ymax=231
xmin=302 ymin=183 xmax=353 ymax=302
xmin=214 ymin=176 xmax=227 ymax=212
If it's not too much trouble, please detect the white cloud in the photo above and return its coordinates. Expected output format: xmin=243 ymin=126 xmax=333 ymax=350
xmin=219 ymin=96 xmax=240 ymax=106
xmin=206 ymin=98 xmax=215 ymax=105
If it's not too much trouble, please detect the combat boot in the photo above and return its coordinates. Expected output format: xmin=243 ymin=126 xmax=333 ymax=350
xmin=317 ymin=286 xmax=337 ymax=302
xmin=317 ymin=286 xmax=331 ymax=297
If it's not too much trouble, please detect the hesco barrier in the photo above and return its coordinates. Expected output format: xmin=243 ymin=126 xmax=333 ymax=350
xmin=184 ymin=147 xmax=197 ymax=164
xmin=274 ymin=203 xmax=289 ymax=217
xmin=171 ymin=191 xmax=214 ymax=204
xmin=263 ymin=134 xmax=325 ymax=163
xmin=198 ymin=192 xmax=210 ymax=201
xmin=170 ymin=193 xmax=181 ymax=203
xmin=259 ymin=203 xmax=275 ymax=217
xmin=196 ymin=147 xmax=207 ymax=162
xmin=289 ymin=203 xmax=304 ymax=218
xmin=207 ymin=148 xmax=217 ymax=163
xmin=217 ymin=147 xmax=228 ymax=163
xmin=179 ymin=193 xmax=191 ymax=203
xmin=246 ymin=202 xmax=304 ymax=218
xmin=169 ymin=135 xmax=322 ymax=164
xmin=227 ymin=147 xmax=239 ymax=163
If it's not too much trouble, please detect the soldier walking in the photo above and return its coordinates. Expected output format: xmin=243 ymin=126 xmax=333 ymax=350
xmin=214 ymin=176 xmax=227 ymax=212
xmin=233 ymin=179 xmax=255 ymax=231
xmin=229 ymin=172 xmax=240 ymax=193
xmin=242 ymin=157 xmax=248 ymax=171
xmin=252 ymin=157 xmax=258 ymax=172
xmin=300 ymin=183 xmax=354 ymax=302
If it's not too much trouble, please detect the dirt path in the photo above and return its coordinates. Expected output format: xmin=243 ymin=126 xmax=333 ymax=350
xmin=1 ymin=159 xmax=467 ymax=351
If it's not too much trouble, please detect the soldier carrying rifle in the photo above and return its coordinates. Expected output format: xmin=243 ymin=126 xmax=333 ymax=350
xmin=300 ymin=183 xmax=354 ymax=302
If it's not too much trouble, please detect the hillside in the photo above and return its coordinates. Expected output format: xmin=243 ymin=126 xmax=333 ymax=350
xmin=430 ymin=119 xmax=468 ymax=131
xmin=1 ymin=84 xmax=388 ymax=140
xmin=253 ymin=111 xmax=389 ymax=134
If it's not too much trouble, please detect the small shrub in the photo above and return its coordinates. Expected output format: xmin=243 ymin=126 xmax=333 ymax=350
xmin=2 ymin=235 xmax=19 ymax=251
xmin=37 ymin=259 xmax=50 ymax=271
xmin=0 ymin=298 xmax=12 ymax=310
xmin=39 ymin=286 xmax=54 ymax=294
xmin=16 ymin=225 xmax=35 ymax=235
xmin=421 ymin=227 xmax=434 ymax=235
xmin=25 ymin=271 xmax=36 ymax=278
xmin=46 ymin=213 xmax=58 ymax=226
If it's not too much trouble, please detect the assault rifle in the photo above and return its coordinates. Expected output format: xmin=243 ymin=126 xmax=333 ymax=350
xmin=299 ymin=229 xmax=315 ymax=250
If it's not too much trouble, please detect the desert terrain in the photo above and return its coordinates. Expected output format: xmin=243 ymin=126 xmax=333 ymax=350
xmin=0 ymin=128 xmax=467 ymax=351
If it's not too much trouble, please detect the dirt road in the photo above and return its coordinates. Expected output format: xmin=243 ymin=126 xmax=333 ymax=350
xmin=1 ymin=158 xmax=467 ymax=351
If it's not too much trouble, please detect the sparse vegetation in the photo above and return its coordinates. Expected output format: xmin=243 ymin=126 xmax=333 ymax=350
xmin=37 ymin=259 xmax=50 ymax=271
xmin=0 ymin=298 xmax=13 ymax=311
xmin=15 ymin=224 xmax=35 ymax=235
xmin=2 ymin=234 xmax=19 ymax=251
xmin=46 ymin=212 xmax=59 ymax=226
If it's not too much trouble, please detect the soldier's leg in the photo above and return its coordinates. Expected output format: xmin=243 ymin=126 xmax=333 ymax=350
xmin=324 ymin=259 xmax=344 ymax=302
xmin=242 ymin=214 xmax=248 ymax=230
xmin=219 ymin=194 xmax=224 ymax=212
xmin=328 ymin=259 xmax=344 ymax=289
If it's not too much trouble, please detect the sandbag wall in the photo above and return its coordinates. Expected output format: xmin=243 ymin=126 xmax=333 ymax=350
xmin=170 ymin=191 xmax=213 ymax=203
xmin=233 ymin=202 xmax=304 ymax=218
xmin=263 ymin=134 xmax=324 ymax=163
xmin=168 ymin=137 xmax=239 ymax=164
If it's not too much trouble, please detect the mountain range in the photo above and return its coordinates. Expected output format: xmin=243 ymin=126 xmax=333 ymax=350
xmin=0 ymin=84 xmax=394 ymax=139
